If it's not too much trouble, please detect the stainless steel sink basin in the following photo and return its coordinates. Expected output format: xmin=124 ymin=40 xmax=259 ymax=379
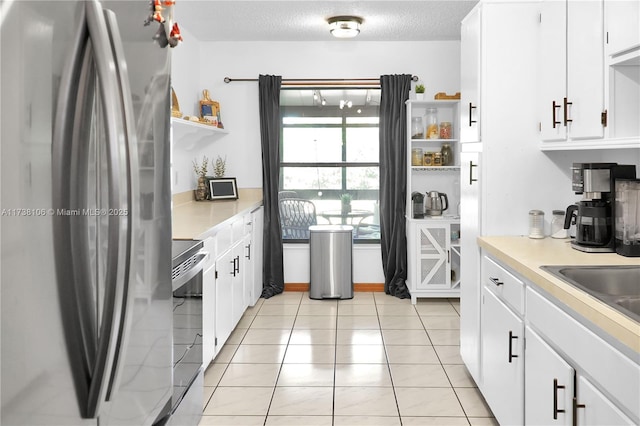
xmin=548 ymin=266 xmax=640 ymax=297
xmin=541 ymin=265 xmax=640 ymax=322
xmin=615 ymin=297 xmax=640 ymax=316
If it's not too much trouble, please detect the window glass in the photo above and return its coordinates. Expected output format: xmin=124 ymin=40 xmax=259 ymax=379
xmin=279 ymin=88 xmax=381 ymax=243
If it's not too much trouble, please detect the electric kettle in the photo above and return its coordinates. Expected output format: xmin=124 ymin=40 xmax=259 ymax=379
xmin=425 ymin=191 xmax=448 ymax=216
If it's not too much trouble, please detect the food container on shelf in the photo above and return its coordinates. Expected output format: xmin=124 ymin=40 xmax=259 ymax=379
xmin=423 ymin=152 xmax=434 ymax=166
xmin=425 ymin=108 xmax=439 ymax=139
xmin=433 ymin=152 xmax=442 ymax=166
xmin=411 ymin=117 xmax=424 ymax=139
xmin=440 ymin=143 xmax=453 ymax=166
xmin=411 ymin=148 xmax=423 ymax=166
xmin=439 ymin=122 xmax=452 ymax=139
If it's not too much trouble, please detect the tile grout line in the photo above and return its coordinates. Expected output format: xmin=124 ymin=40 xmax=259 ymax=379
xmin=261 ymin=293 xmax=303 ymax=425
xmin=374 ymin=293 xmax=405 ymax=426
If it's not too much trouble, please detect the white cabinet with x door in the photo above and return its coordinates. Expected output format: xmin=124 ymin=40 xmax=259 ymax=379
xmin=406 ymin=218 xmax=461 ymax=303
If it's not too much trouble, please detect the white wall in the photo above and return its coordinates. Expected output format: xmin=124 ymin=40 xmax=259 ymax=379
xmin=171 ymin=37 xmax=462 ymax=283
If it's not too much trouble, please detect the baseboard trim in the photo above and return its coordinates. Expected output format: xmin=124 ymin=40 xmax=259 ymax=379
xmin=284 ymin=283 xmax=384 ymax=292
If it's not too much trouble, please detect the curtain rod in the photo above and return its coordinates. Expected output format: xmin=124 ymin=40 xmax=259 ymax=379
xmin=223 ymin=76 xmax=419 ymax=86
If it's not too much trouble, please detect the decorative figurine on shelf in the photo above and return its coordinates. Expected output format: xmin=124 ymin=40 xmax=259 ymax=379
xmin=213 ymin=155 xmax=227 ymax=178
xmin=169 ymin=22 xmax=183 ymax=46
xmin=340 ymin=193 xmax=352 ymax=215
xmin=145 ymin=0 xmax=182 ymax=49
xmin=193 ymin=155 xmax=209 ymax=201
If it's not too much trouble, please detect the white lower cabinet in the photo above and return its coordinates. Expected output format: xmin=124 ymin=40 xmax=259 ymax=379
xmin=230 ymin=240 xmax=245 ymax=326
xmin=214 ymin=247 xmax=235 ymax=354
xmin=244 ymin=207 xmax=264 ymax=306
xmin=576 ymin=374 xmax=635 ymax=426
xmin=198 ymin=206 xmax=264 ymax=365
xmin=525 ymin=326 xmax=573 ymax=426
xmin=525 ymin=326 xmax=635 ymax=426
xmin=480 ymin=286 xmax=524 ymax=425
xmin=471 ymin=253 xmax=640 ymax=425
xmin=407 ymin=219 xmax=460 ymax=303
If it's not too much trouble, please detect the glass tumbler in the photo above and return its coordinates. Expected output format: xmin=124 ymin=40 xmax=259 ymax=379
xmin=411 ymin=117 xmax=424 ymax=139
xmin=551 ymin=210 xmax=568 ymax=239
xmin=529 ymin=210 xmax=545 ymax=239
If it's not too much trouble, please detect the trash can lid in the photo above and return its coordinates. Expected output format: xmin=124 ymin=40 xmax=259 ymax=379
xmin=309 ymin=225 xmax=354 ymax=232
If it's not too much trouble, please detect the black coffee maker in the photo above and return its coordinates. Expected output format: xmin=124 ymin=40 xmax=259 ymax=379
xmin=412 ymin=192 xmax=424 ymax=219
xmin=564 ymin=163 xmax=636 ymax=252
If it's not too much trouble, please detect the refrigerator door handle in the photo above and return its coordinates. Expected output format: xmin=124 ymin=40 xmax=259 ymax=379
xmin=100 ymin=7 xmax=140 ymax=403
xmin=51 ymin=3 xmax=95 ymax=419
xmin=84 ymin=0 xmax=138 ymax=416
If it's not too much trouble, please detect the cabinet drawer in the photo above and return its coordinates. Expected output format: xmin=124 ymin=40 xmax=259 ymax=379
xmin=231 ymin=216 xmax=245 ymax=243
xmin=215 ymin=224 xmax=232 ymax=254
xmin=482 ymin=255 xmax=524 ymax=315
xmin=243 ymin=212 xmax=254 ymax=234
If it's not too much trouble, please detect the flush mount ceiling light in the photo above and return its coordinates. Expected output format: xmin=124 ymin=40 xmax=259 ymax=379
xmin=328 ymin=16 xmax=363 ymax=39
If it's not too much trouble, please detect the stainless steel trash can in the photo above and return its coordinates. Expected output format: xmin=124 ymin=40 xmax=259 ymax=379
xmin=309 ymin=225 xmax=354 ymax=300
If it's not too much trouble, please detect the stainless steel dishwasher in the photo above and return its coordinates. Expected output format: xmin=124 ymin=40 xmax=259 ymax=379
xmin=169 ymin=240 xmax=208 ymax=426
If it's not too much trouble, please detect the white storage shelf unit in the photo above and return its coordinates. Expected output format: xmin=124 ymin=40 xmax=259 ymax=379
xmin=405 ymin=100 xmax=461 ymax=303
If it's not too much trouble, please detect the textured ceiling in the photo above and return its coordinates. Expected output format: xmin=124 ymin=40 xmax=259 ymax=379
xmin=177 ymin=1 xmax=479 ymax=42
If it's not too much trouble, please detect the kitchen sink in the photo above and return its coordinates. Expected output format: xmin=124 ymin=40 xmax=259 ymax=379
xmin=541 ymin=265 xmax=640 ymax=322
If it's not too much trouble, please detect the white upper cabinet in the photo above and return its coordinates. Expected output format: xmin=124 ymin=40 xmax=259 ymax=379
xmin=538 ymin=0 xmax=605 ymax=143
xmin=460 ymin=6 xmax=481 ymax=144
xmin=605 ymin=0 xmax=640 ymax=58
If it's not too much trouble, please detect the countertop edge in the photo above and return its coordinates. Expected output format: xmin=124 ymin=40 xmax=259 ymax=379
xmin=477 ymin=236 xmax=640 ymax=355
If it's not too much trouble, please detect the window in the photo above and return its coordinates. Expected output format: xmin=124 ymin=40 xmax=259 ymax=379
xmin=279 ymin=88 xmax=381 ymax=242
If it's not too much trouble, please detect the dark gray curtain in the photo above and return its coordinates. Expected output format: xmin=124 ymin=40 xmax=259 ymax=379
xmin=258 ymin=75 xmax=284 ymax=298
xmin=379 ymin=74 xmax=412 ymax=298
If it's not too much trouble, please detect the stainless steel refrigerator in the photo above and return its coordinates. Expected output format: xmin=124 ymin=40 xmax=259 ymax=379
xmin=1 ymin=1 xmax=173 ymax=424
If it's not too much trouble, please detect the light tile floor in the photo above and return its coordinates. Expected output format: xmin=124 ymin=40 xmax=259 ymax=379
xmin=201 ymin=292 xmax=498 ymax=426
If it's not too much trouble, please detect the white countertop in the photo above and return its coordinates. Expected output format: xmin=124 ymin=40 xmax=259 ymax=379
xmin=172 ymin=188 xmax=263 ymax=240
xmin=477 ymin=236 xmax=640 ymax=354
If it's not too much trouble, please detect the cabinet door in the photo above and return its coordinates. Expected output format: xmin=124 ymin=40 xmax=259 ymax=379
xmin=415 ymin=223 xmax=451 ymax=289
xmin=605 ymin=0 xmax=640 ymax=57
xmin=251 ymin=207 xmax=264 ymax=306
xmin=538 ymin=0 xmax=568 ymax=142
xmin=231 ymin=241 xmax=245 ymax=326
xmin=525 ymin=326 xmax=573 ymax=426
xmin=202 ymin=263 xmax=216 ymax=366
xmin=576 ymin=375 xmax=635 ymax=426
xmin=460 ymin=151 xmax=481 ymax=381
xmin=481 ymin=287 xmax=524 ymax=426
xmin=567 ymin=0 xmax=604 ymax=140
xmin=460 ymin=5 xmax=481 ymax=143
xmin=214 ymin=248 xmax=234 ymax=353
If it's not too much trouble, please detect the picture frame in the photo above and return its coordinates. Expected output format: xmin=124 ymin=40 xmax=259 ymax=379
xmin=206 ymin=177 xmax=238 ymax=200
xmin=199 ymin=99 xmax=220 ymax=125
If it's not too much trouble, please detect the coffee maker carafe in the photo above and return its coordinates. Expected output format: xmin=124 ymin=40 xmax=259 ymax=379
xmin=564 ymin=163 xmax=636 ymax=253
xmin=615 ymin=179 xmax=640 ymax=257
xmin=411 ymin=192 xmax=425 ymax=219
xmin=425 ymin=191 xmax=448 ymax=216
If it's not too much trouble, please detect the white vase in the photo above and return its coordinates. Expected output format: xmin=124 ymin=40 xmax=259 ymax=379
xmin=416 ymin=93 xmax=424 ymax=100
